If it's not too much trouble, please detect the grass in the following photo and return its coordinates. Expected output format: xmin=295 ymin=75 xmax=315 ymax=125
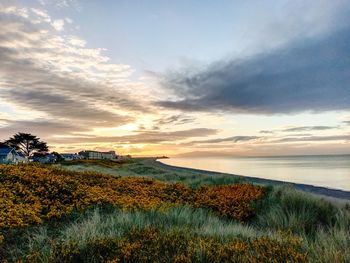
xmin=1 ymin=160 xmax=349 ymax=262
xmin=255 ymin=186 xmax=341 ymax=235
xmin=9 ymin=203 xmax=348 ymax=262
xmin=58 ymin=158 xmax=245 ymax=187
xmin=30 ymin=206 xmax=262 ymax=249
xmin=4 ymin=207 xmax=299 ymax=262
xmin=254 ymin=186 xmax=350 ymax=262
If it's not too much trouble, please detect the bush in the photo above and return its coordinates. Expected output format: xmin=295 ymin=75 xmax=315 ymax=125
xmin=256 ymin=186 xmax=340 ymax=235
xmin=195 ymin=184 xmax=265 ymax=221
xmin=0 ymin=164 xmax=265 ymax=240
xmin=43 ymin=227 xmax=307 ymax=263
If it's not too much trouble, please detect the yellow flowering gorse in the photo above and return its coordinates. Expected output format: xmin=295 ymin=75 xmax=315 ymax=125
xmin=0 ymin=164 xmax=264 ymax=232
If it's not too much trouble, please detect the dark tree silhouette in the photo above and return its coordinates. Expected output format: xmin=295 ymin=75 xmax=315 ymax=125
xmin=51 ymin=151 xmax=64 ymax=162
xmin=4 ymin=132 xmax=48 ymax=157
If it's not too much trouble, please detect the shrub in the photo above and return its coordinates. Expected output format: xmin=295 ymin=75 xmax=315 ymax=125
xmin=195 ymin=184 xmax=265 ymax=221
xmin=43 ymin=227 xmax=307 ymax=263
xmin=0 ymin=164 xmax=265 ymax=232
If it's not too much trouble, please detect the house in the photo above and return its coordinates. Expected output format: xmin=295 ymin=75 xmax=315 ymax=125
xmin=29 ymin=153 xmax=57 ymax=164
xmin=43 ymin=154 xmax=57 ymax=164
xmin=61 ymin=153 xmax=82 ymax=161
xmin=15 ymin=151 xmax=27 ymax=163
xmin=0 ymin=147 xmax=24 ymax=164
xmin=78 ymin=150 xmax=117 ymax=160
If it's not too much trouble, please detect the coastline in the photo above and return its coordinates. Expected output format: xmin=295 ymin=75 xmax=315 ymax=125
xmin=155 ymin=159 xmax=350 ymax=202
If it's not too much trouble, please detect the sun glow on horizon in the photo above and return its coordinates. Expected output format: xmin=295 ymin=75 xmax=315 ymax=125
xmin=0 ymin=0 xmax=350 ymax=157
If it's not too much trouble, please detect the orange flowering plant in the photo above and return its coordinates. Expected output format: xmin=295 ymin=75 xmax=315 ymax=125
xmin=0 ymin=164 xmax=266 ymax=243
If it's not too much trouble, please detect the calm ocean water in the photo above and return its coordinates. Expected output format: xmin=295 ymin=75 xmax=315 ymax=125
xmin=160 ymin=155 xmax=350 ymax=191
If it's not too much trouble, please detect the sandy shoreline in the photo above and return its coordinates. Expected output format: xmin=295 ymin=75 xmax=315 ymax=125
xmin=155 ymin=159 xmax=350 ymax=202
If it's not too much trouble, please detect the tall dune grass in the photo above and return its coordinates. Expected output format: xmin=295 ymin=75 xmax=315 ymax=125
xmin=8 ymin=207 xmax=305 ymax=262
xmin=256 ymin=186 xmax=340 ymax=234
xmin=255 ymin=186 xmax=350 ymax=262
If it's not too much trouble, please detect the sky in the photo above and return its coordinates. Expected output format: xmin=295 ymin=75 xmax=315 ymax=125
xmin=0 ymin=0 xmax=350 ymax=157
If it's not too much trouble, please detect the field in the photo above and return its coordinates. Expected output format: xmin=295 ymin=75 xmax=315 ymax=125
xmin=0 ymin=159 xmax=349 ymax=262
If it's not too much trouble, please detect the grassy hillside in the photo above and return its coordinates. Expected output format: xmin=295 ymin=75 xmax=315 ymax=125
xmin=58 ymin=158 xmax=247 ymax=187
xmin=0 ymin=161 xmax=349 ymax=262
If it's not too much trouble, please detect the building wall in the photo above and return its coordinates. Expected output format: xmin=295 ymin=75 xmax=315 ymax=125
xmin=0 ymin=152 xmax=16 ymax=164
xmin=88 ymin=152 xmax=102 ymax=159
xmin=101 ymin=153 xmax=113 ymax=159
xmin=81 ymin=151 xmax=116 ymax=160
xmin=0 ymin=155 xmax=7 ymax=164
xmin=14 ymin=156 xmax=27 ymax=164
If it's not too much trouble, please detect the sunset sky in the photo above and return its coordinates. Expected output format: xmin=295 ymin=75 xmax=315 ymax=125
xmin=1 ymin=0 xmax=350 ymax=157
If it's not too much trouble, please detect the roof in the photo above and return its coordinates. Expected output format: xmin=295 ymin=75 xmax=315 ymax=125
xmin=79 ymin=150 xmax=116 ymax=154
xmin=0 ymin=147 xmax=14 ymax=155
xmin=16 ymin=151 xmax=25 ymax=157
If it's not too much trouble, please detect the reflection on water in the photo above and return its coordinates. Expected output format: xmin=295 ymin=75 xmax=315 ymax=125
xmin=160 ymin=155 xmax=350 ymax=191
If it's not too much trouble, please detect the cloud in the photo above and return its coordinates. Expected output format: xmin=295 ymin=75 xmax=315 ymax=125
xmin=175 ymin=143 xmax=350 ymax=158
xmin=38 ymin=0 xmax=77 ymax=8
xmin=65 ymin=17 xmax=73 ymax=24
xmin=49 ymin=128 xmax=218 ymax=144
xmin=259 ymin=130 xmax=274 ymax=134
xmin=187 ymin=136 xmax=260 ymax=145
xmin=0 ymin=4 xmax=151 ymax=134
xmin=276 ymin=135 xmax=350 ymax=143
xmin=67 ymin=35 xmax=86 ymax=47
xmin=259 ymin=125 xmax=338 ymax=134
xmin=51 ymin=19 xmax=64 ymax=31
xmin=4 ymin=89 xmax=133 ymax=126
xmin=154 ymin=114 xmax=195 ymax=126
xmin=282 ymin=126 xmax=336 ymax=132
xmin=158 ymin=6 xmax=350 ymax=114
xmin=0 ymin=119 xmax=88 ymax=139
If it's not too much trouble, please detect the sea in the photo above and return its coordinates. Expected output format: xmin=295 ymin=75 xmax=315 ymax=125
xmin=159 ymin=155 xmax=350 ymax=191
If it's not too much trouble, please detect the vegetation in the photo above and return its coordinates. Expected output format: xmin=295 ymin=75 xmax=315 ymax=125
xmin=0 ymin=164 xmax=264 ymax=230
xmin=0 ymin=160 xmax=349 ymax=262
xmin=59 ymin=158 xmax=246 ymax=187
xmin=2 ymin=133 xmax=48 ymax=157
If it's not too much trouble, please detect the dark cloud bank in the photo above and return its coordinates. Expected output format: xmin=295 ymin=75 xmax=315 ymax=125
xmin=158 ymin=27 xmax=350 ymax=114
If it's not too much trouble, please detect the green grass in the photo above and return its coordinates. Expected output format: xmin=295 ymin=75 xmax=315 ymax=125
xmin=3 ymin=206 xmax=280 ymax=262
xmin=58 ymin=158 xmax=245 ymax=187
xmin=254 ymin=186 xmax=350 ymax=262
xmin=255 ymin=186 xmax=342 ymax=235
xmin=2 ymin=206 xmax=257 ymax=262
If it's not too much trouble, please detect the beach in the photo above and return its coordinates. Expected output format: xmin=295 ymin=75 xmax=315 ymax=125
xmin=60 ymin=157 xmax=350 ymax=202
xmin=156 ymin=159 xmax=350 ymax=203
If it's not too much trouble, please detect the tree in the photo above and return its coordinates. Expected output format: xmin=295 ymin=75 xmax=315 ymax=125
xmin=4 ymin=132 xmax=48 ymax=157
xmin=51 ymin=151 xmax=64 ymax=162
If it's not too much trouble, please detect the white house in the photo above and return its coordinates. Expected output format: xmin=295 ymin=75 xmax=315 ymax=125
xmin=15 ymin=151 xmax=27 ymax=163
xmin=78 ymin=150 xmax=117 ymax=160
xmin=61 ymin=153 xmax=82 ymax=161
xmin=0 ymin=147 xmax=26 ymax=164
